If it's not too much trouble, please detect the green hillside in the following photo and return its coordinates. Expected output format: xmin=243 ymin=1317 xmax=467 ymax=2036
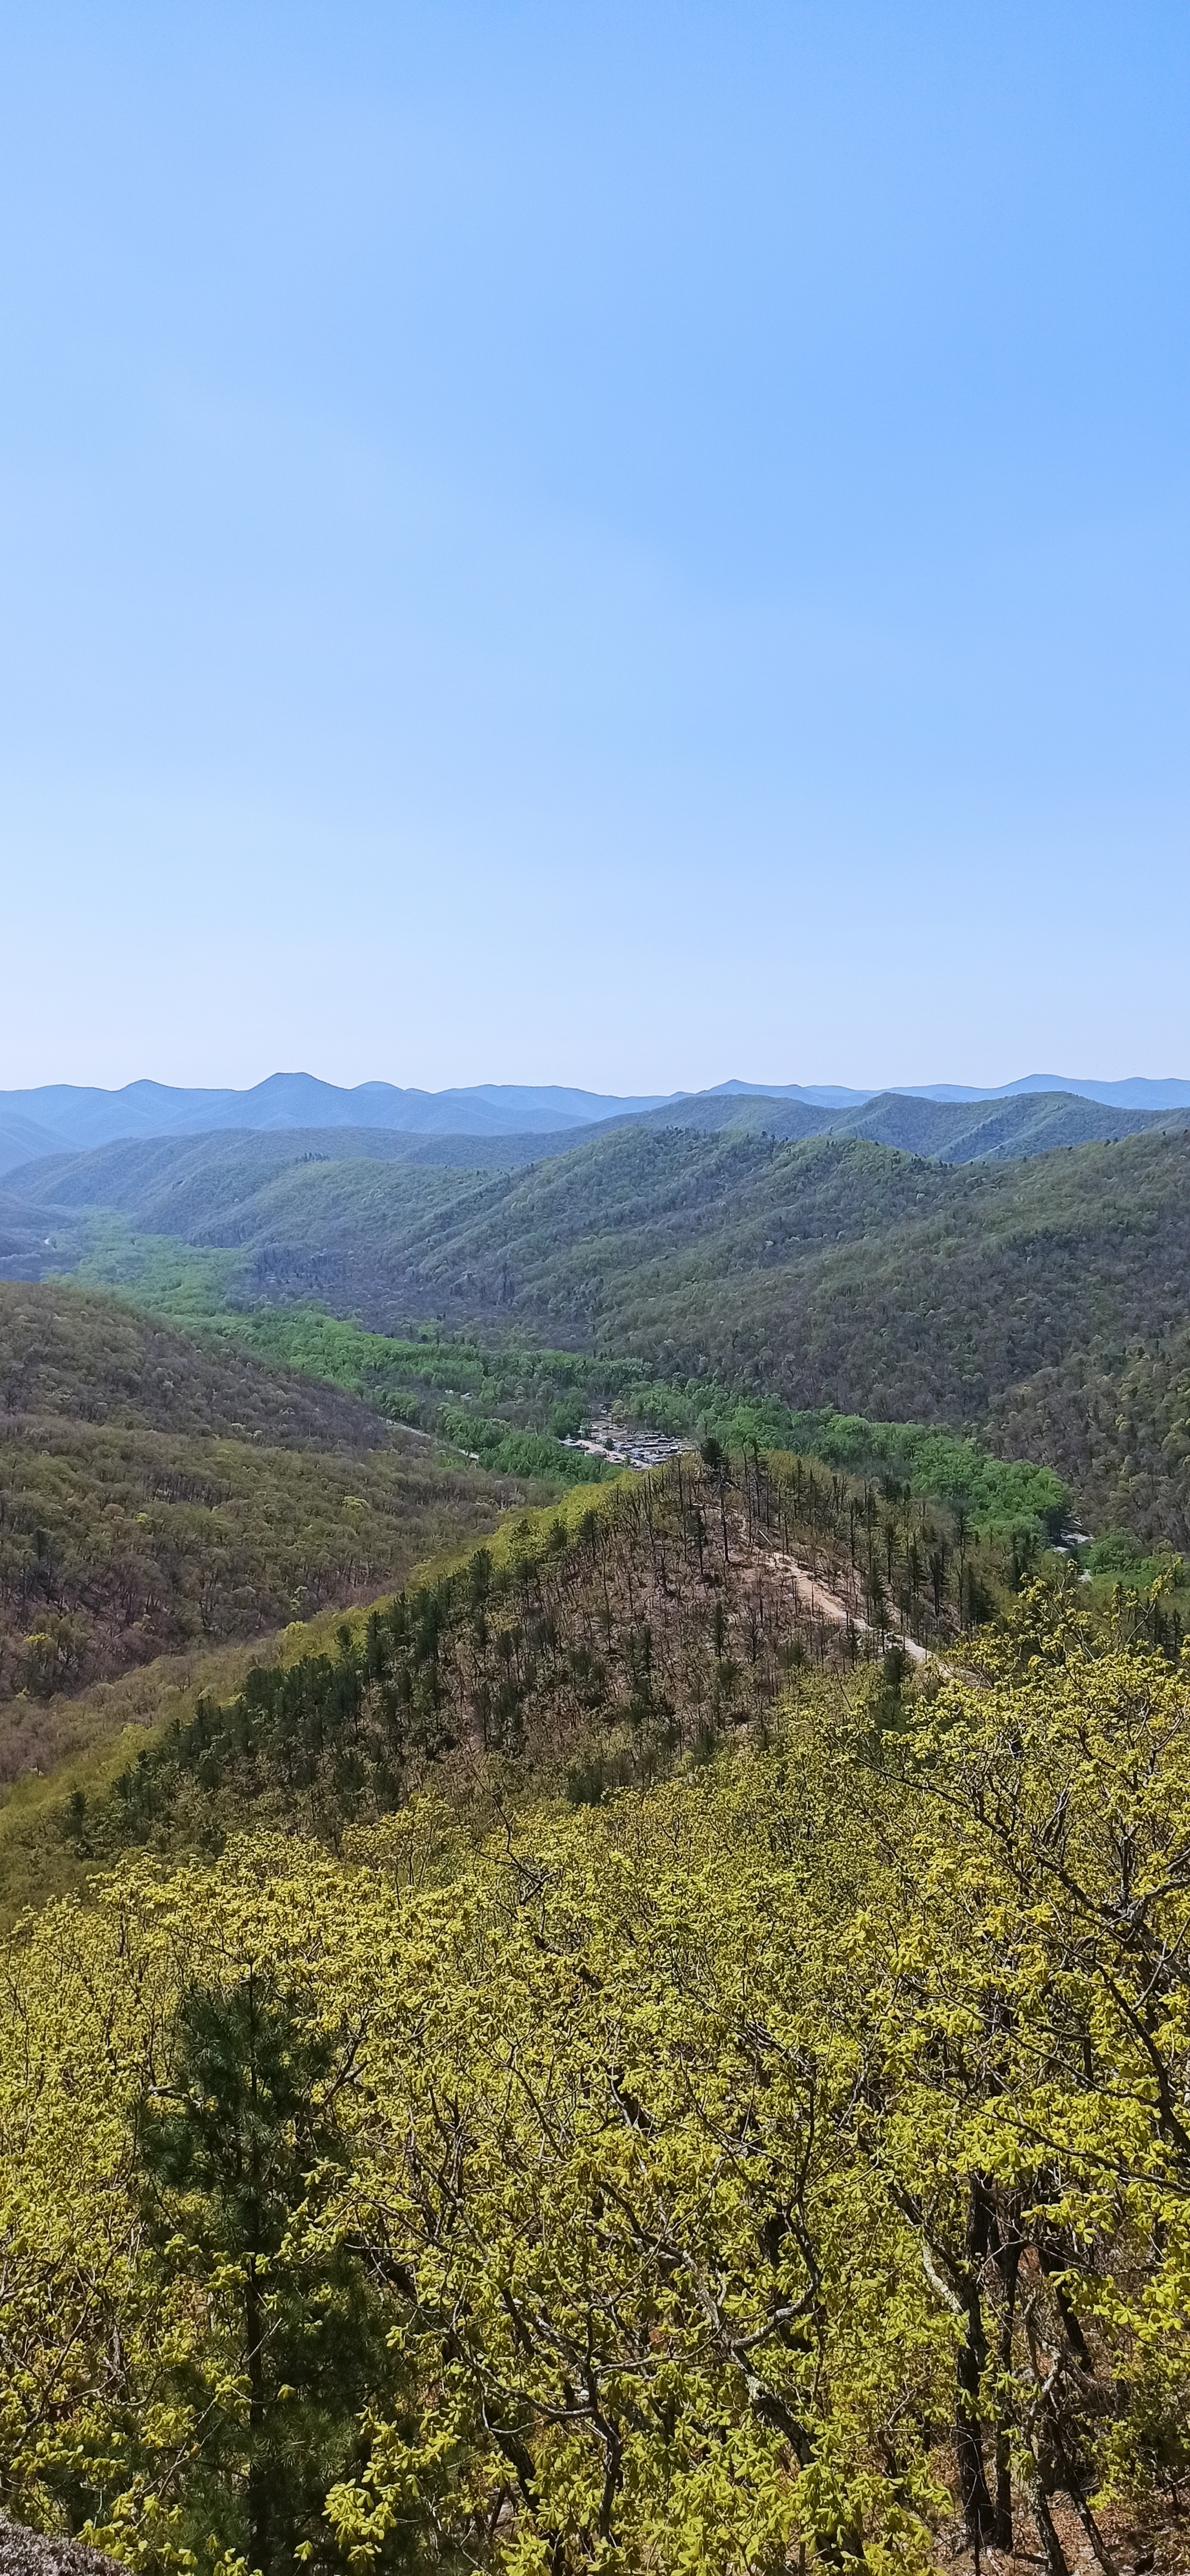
xmin=8 ymin=1080 xmax=1175 ymax=1223
xmin=986 ymin=1321 xmax=1190 ymax=1549
xmin=0 ymin=1283 xmax=535 ymax=1765
xmin=3 ymin=1291 xmax=1189 ymax=2573
xmin=9 ymin=1441 xmax=1081 ymax=1901
xmin=5 ymin=1470 xmax=1188 ymax=2574
xmin=15 ymin=1124 xmax=462 ymax=1248
xmin=63 ymin=1223 xmax=1075 ymax=1542
xmin=629 ymin=1081 xmax=1177 ymax=1159
xmin=23 ymin=1124 xmax=1190 ymax=1394
xmin=13 ymin=1119 xmax=1190 ymax=1543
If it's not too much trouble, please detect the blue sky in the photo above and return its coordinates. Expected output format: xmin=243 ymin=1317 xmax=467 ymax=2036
xmin=2 ymin=1 xmax=1188 ymax=1092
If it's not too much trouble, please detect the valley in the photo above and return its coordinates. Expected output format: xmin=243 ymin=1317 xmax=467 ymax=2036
xmin=2 ymin=1087 xmax=1190 ymax=2576
xmin=7 ymin=1094 xmax=1190 ymax=1543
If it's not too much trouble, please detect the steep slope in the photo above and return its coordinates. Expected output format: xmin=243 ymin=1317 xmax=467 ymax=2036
xmin=0 ymin=1109 xmax=67 ymax=1177
xmin=128 ymin=1120 xmax=1190 ymax=1546
xmin=985 ymin=1324 xmax=1190 ymax=1550
xmin=9 ymin=1126 xmax=443 ymax=1227
xmin=0 ymin=1284 xmax=529 ymax=1739
xmin=4 ymin=1122 xmax=637 ymax=1250
xmin=9 ymin=1084 xmax=1176 ymax=1238
xmin=1 ymin=1278 xmax=404 ymax=1443
xmin=410 ymin=1124 xmax=1190 ymax=1418
xmin=0 ymin=1186 xmax=56 ymax=1279
xmin=12 ymin=1122 xmax=1190 ymax=1542
xmin=823 ymin=1087 xmax=1175 ymax=1160
xmin=180 ymin=1127 xmax=937 ymax=1326
xmin=561 ymin=1085 xmax=1173 ymax=1157
xmin=15 ymin=1124 xmax=1190 ymax=1416
xmin=43 ymin=1450 xmax=1015 ymax=1876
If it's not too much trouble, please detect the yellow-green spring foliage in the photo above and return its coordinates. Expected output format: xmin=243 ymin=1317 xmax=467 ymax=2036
xmin=2 ymin=1598 xmax=1190 ymax=2574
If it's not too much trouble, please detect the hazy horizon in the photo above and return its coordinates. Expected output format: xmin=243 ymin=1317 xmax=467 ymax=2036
xmin=5 ymin=1062 xmax=1189 ymax=1176
xmin=5 ymin=1066 xmax=1189 ymax=1106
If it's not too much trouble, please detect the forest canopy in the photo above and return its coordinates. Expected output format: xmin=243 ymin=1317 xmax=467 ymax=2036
xmin=1 ymin=1593 xmax=1188 ymax=2575
xmin=0 ymin=1285 xmax=534 ymax=1725
xmin=6 ymin=1120 xmax=1190 ymax=2574
xmin=34 ymin=1113 xmax=1190 ymax=1549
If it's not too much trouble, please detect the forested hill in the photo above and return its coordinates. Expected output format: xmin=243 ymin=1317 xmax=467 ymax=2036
xmin=11 ymin=1120 xmax=1190 ymax=1542
xmin=20 ymin=1446 xmax=1074 ymax=1886
xmin=14 ymin=1128 xmax=468 ymax=1246
xmin=0 ymin=1283 xmax=530 ymax=1743
xmin=2 ymin=1278 xmax=399 ymax=1445
xmin=626 ymin=1082 xmax=1181 ymax=1158
xmin=9 ymin=1595 xmax=1190 ymax=2574
xmin=8 ymin=1080 xmax=1177 ymax=1213
xmin=21 ymin=1119 xmax=1190 ymax=1402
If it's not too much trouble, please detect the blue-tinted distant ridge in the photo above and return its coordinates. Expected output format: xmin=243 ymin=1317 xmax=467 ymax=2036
xmin=2 ymin=1072 xmax=1189 ymax=1180
xmin=708 ymin=1076 xmax=1190 ymax=1111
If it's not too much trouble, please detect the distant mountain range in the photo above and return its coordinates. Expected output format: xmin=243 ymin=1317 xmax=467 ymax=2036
xmin=3 ymin=1069 xmax=1190 ymax=1177
xmin=0 ymin=1075 xmax=678 ymax=1172
xmin=709 ymin=1075 xmax=1190 ymax=1110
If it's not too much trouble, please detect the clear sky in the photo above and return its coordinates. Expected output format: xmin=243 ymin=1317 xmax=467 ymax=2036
xmin=2 ymin=1 xmax=1188 ymax=1094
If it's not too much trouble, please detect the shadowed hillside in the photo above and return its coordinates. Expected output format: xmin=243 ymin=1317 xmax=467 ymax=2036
xmin=36 ymin=1445 xmax=1037 ymax=1880
xmin=95 ymin=1121 xmax=1188 ymax=1439
xmin=0 ymin=1284 xmax=532 ymax=1741
xmin=628 ymin=1083 xmax=1177 ymax=1159
xmin=8 ymin=1081 xmax=1175 ymax=1227
xmin=11 ymin=1120 xmax=1190 ymax=1544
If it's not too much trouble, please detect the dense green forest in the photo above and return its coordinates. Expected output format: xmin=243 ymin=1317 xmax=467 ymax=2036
xmin=625 ymin=1082 xmax=1180 ymax=1159
xmin=5 ymin=1260 xmax=1101 ymax=1857
xmin=30 ymin=1112 xmax=1190 ymax=1545
xmin=70 ymin=1244 xmax=627 ymax=1486
xmin=6 ymin=1094 xmax=1190 ymax=1866
xmin=7 ymin=1080 xmax=1177 ymax=1214
xmin=15 ymin=1120 xmax=1190 ymax=1408
xmin=51 ymin=1446 xmax=1045 ymax=1873
xmin=6 ymin=1099 xmax=1190 ymax=2570
xmin=2 ymin=1477 xmax=1189 ymax=2573
xmin=0 ymin=1285 xmax=536 ymax=1757
xmin=55 ymin=1221 xmax=1072 ymax=1533
xmin=13 ymin=1438 xmax=1183 ymax=1909
xmin=985 ymin=1322 xmax=1190 ymax=1549
xmin=79 ymin=1227 xmax=1103 ymax=1574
